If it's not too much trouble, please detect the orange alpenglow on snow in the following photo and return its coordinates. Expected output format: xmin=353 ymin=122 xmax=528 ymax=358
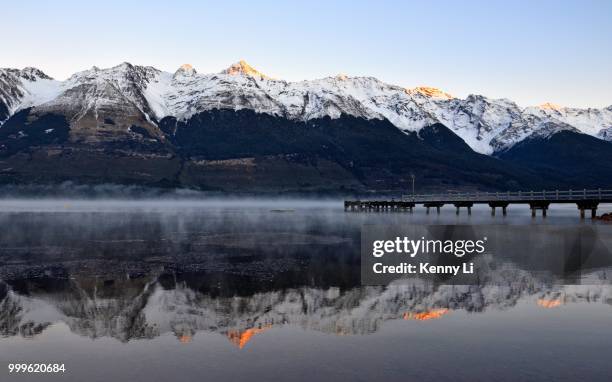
xmin=537 ymin=298 xmax=563 ymax=308
xmin=408 ymin=86 xmax=454 ymax=99
xmin=223 ymin=60 xmax=271 ymax=80
xmin=403 ymin=308 xmax=450 ymax=321
xmin=539 ymin=102 xmax=564 ymax=111
xmin=174 ymin=63 xmax=197 ymax=77
xmin=227 ymin=325 xmax=272 ymax=349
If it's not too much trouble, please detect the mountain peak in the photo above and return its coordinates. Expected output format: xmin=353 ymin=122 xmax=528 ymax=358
xmin=18 ymin=67 xmax=53 ymax=81
xmin=116 ymin=61 xmax=134 ymax=69
xmin=174 ymin=63 xmax=197 ymax=78
xmin=539 ymin=102 xmax=564 ymax=111
xmin=409 ymin=86 xmax=454 ymax=100
xmin=223 ymin=60 xmax=270 ymax=79
xmin=179 ymin=63 xmax=194 ymax=71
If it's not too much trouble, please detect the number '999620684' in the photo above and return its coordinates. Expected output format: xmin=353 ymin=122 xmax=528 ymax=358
xmin=8 ymin=363 xmax=66 ymax=373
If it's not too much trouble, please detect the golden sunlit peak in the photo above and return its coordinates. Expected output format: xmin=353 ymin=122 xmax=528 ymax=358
xmin=174 ymin=63 xmax=197 ymax=76
xmin=409 ymin=86 xmax=454 ymax=100
xmin=335 ymin=73 xmax=349 ymax=81
xmin=223 ymin=60 xmax=271 ymax=80
xmin=539 ymin=102 xmax=564 ymax=111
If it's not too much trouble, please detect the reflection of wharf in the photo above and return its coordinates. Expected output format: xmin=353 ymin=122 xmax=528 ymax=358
xmin=344 ymin=189 xmax=612 ymax=218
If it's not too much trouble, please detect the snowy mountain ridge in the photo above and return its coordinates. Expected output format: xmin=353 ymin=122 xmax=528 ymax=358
xmin=1 ymin=61 xmax=611 ymax=155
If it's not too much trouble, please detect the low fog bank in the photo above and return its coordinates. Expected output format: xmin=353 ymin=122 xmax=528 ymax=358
xmin=0 ymin=183 xmax=344 ymax=212
xmin=0 ymin=199 xmax=342 ymax=213
xmin=0 ymin=182 xmax=343 ymax=202
xmin=0 ymin=182 xmax=203 ymax=199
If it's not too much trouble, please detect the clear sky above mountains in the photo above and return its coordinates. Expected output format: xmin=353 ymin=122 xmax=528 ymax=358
xmin=2 ymin=0 xmax=610 ymax=108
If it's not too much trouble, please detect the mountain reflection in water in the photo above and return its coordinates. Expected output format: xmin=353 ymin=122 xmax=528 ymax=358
xmin=1 ymin=201 xmax=612 ymax=382
xmin=2 ymin=265 xmax=612 ymax=345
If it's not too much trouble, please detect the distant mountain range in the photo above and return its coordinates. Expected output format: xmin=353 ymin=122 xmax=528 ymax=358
xmin=1 ymin=61 xmax=611 ymax=193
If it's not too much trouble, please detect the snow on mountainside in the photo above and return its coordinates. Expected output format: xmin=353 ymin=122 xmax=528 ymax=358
xmin=61 ymin=62 xmax=161 ymax=119
xmin=0 ymin=68 xmax=61 ymax=123
xmin=0 ymin=62 xmax=610 ymax=154
xmin=524 ymin=103 xmax=612 ymax=140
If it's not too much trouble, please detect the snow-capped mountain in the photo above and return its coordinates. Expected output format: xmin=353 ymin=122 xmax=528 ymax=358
xmin=1 ymin=61 xmax=610 ymax=155
xmin=0 ymin=67 xmax=60 ymax=123
xmin=524 ymin=103 xmax=612 ymax=141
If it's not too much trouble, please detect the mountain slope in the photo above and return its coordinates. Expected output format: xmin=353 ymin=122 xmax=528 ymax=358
xmin=0 ymin=67 xmax=60 ymax=123
xmin=524 ymin=103 xmax=612 ymax=139
xmin=498 ymin=130 xmax=612 ymax=187
xmin=160 ymin=109 xmax=547 ymax=191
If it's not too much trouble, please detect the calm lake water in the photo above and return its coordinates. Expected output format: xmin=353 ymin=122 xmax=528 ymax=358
xmin=1 ymin=200 xmax=611 ymax=381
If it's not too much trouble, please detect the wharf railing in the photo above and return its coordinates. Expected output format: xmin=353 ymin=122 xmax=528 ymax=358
xmin=401 ymin=189 xmax=612 ymax=202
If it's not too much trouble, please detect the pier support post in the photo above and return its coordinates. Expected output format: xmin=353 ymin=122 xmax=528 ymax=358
xmin=426 ymin=207 xmax=430 ymax=214
xmin=424 ymin=202 xmax=443 ymax=215
xmin=488 ymin=202 xmax=509 ymax=218
xmin=529 ymin=202 xmax=550 ymax=218
xmin=577 ymin=201 xmax=599 ymax=220
xmin=453 ymin=202 xmax=473 ymax=216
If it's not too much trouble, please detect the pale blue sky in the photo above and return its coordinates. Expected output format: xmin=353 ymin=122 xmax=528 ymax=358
xmin=2 ymin=0 xmax=610 ymax=107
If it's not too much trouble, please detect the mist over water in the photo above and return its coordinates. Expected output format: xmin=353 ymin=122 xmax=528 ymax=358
xmin=1 ymin=199 xmax=612 ymax=381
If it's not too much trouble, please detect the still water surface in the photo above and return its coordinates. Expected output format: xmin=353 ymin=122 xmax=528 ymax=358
xmin=1 ymin=200 xmax=611 ymax=381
